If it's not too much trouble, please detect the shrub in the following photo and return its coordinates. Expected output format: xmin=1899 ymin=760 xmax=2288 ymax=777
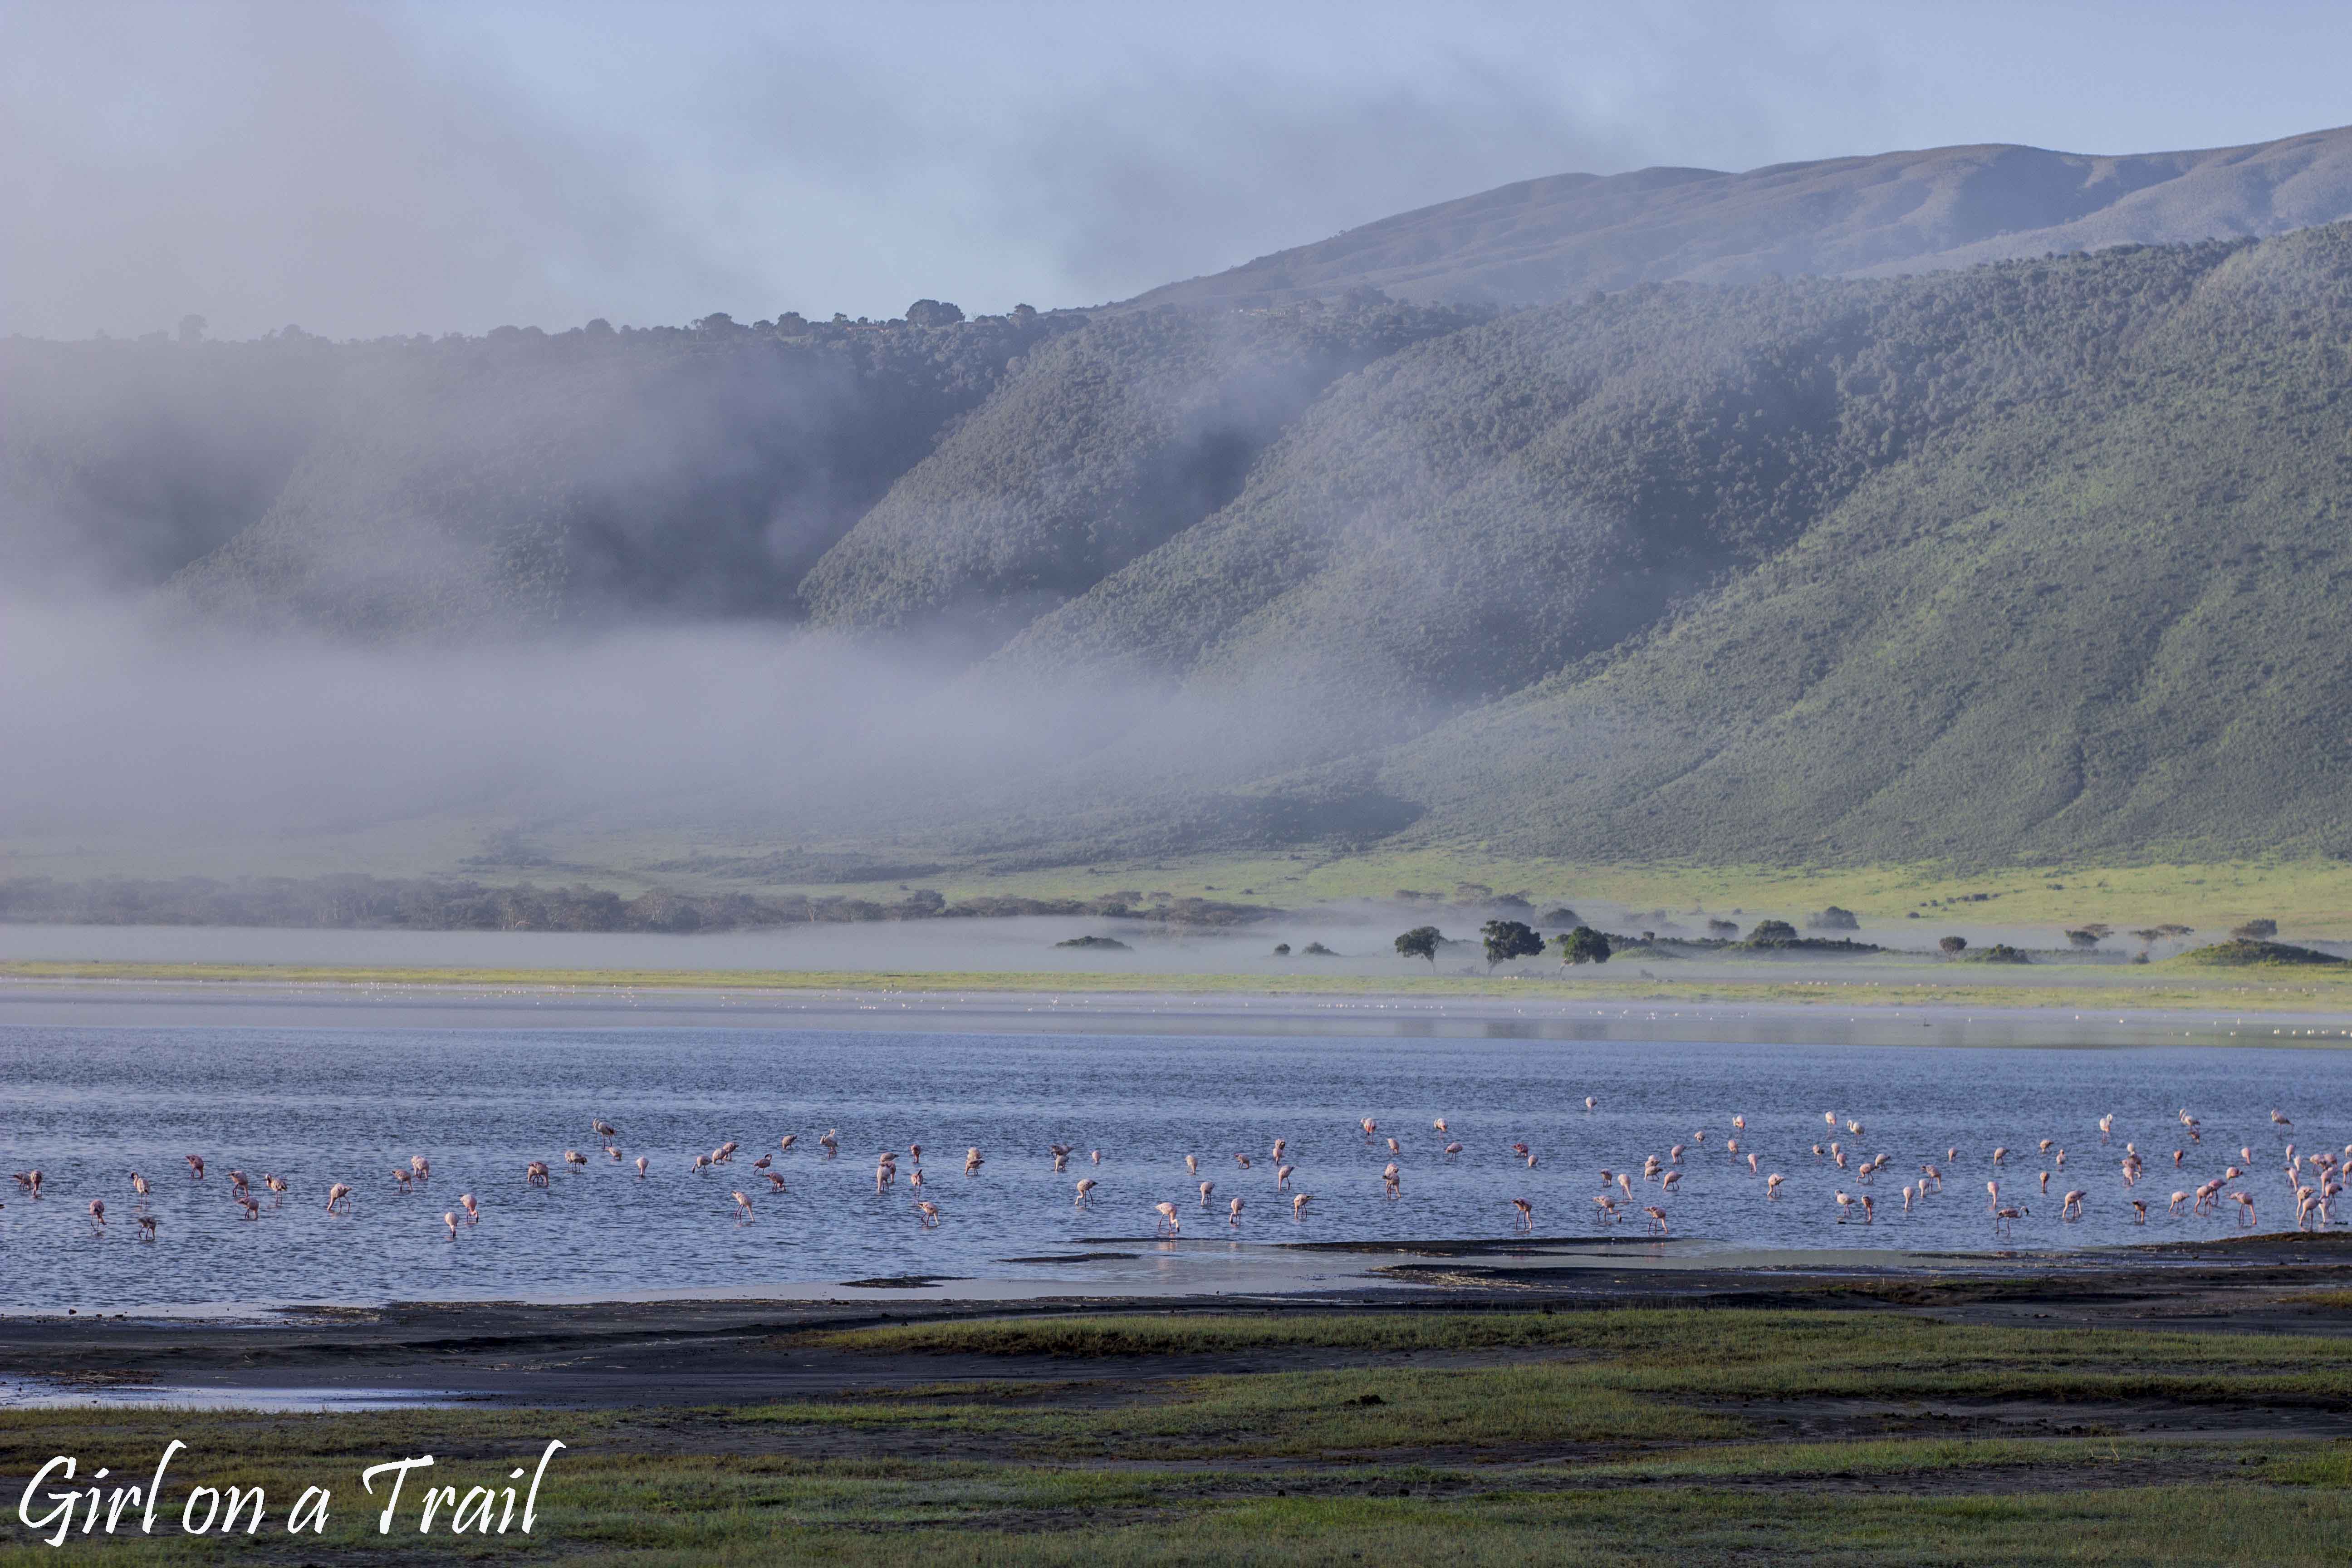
xmin=1808 ymin=906 xmax=1861 ymax=931
xmin=1939 ymin=935 xmax=1967 ymax=954
xmin=1393 ymin=926 xmax=1442 ymax=966
xmin=1559 ymin=926 xmax=1612 ymax=965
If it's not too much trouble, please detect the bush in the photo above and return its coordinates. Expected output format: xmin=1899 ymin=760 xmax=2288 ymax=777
xmin=1807 ymin=906 xmax=1860 ymax=931
xmin=1747 ymin=919 xmax=1799 ymax=945
xmin=1939 ymin=935 xmax=1967 ymax=954
xmin=1706 ymin=918 xmax=1739 ymax=938
xmin=2232 ymin=918 xmax=2279 ymax=941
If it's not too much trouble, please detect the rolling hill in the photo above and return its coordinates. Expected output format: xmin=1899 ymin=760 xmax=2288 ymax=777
xmin=1126 ymin=125 xmax=2352 ymax=310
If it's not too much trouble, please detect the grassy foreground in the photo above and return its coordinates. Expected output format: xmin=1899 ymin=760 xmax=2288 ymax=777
xmin=10 ymin=957 xmax=2352 ymax=1020
xmin=6 ymin=1308 xmax=2352 ymax=1564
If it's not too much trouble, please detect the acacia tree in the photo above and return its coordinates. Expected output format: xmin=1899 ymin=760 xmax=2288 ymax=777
xmin=1939 ymin=935 xmax=1968 ymax=955
xmin=1394 ymin=926 xmax=1442 ymax=967
xmin=1560 ymin=926 xmax=1612 ymax=965
xmin=1481 ymin=919 xmax=1544 ymax=970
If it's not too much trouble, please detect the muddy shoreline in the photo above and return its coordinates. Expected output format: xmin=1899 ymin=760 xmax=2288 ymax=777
xmin=8 ymin=1236 xmax=2352 ymax=1409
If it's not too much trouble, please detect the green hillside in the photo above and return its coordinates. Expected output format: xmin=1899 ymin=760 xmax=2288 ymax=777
xmin=1377 ymin=226 xmax=2352 ymax=865
xmin=801 ymin=298 xmax=1480 ymax=655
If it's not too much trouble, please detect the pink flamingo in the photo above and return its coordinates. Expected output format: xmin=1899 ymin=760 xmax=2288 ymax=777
xmin=410 ymin=1155 xmax=431 ymax=1183
xmin=527 ymin=1161 xmax=552 ymax=1187
xmin=1276 ymin=1163 xmax=1295 ymax=1190
xmin=965 ymin=1147 xmax=984 ymax=1175
xmin=185 ymin=1155 xmax=205 ymax=1180
xmin=1075 ymin=1177 xmax=1098 ymax=1206
xmin=1154 ymin=1201 xmax=1181 ymax=1234
xmin=326 ymin=1182 xmax=353 ymax=1215
xmin=763 ymin=1172 xmax=786 ymax=1192
xmin=731 ymin=1190 xmax=754 ymax=1223
xmin=1511 ymin=1197 xmax=1533 ymax=1230
xmin=1645 ymin=1205 xmax=1669 ymax=1235
xmin=1291 ymin=1193 xmax=1314 ymax=1219
xmin=134 ymin=1215 xmax=155 ymax=1241
xmin=1199 ymin=1180 xmax=1215 ymax=1207
xmin=460 ymin=1193 xmax=480 ymax=1224
xmin=1445 ymin=1142 xmax=1465 ymax=1156
xmin=916 ymin=1200 xmax=941 ymax=1227
xmin=2060 ymin=1190 xmax=2086 ymax=1220
xmin=263 ymin=1174 xmax=287 ymax=1206
xmin=87 ymin=1198 xmax=106 ymax=1232
xmin=1766 ymin=1173 xmax=1785 ymax=1198
xmin=1229 ymin=1196 xmax=1244 ymax=1225
xmin=635 ymin=1156 xmax=649 ymax=1179
xmin=443 ymin=1211 xmax=459 ymax=1240
xmin=778 ymin=1135 xmax=797 ymax=1153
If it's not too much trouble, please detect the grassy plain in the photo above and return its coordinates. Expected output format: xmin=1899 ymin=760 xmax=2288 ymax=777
xmin=10 ymin=957 xmax=2352 ymax=1020
xmin=5 ymin=1308 xmax=2351 ymax=1564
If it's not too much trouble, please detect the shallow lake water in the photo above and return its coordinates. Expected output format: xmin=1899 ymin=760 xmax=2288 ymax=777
xmin=0 ymin=1023 xmax=2339 ymax=1311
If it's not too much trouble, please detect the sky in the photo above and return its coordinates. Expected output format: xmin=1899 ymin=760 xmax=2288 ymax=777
xmin=5 ymin=0 xmax=2352 ymax=340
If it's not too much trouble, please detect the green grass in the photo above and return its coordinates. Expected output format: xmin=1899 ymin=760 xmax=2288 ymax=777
xmin=9 ymin=1308 xmax=2352 ymax=1563
xmin=14 ymin=958 xmax=2352 ymax=1021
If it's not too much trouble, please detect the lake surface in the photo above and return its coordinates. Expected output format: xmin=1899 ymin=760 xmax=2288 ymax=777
xmin=0 ymin=1024 xmax=2338 ymax=1311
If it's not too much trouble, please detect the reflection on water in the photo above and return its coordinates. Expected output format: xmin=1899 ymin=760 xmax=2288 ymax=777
xmin=0 ymin=1024 xmax=2341 ymax=1310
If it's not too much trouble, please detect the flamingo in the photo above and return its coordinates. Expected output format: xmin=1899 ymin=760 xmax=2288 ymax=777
xmin=1992 ymin=1147 xmax=2009 ymax=1166
xmin=915 ymin=1200 xmax=941 ymax=1228
xmin=263 ymin=1173 xmax=287 ymax=1207
xmin=1233 ymin=1153 xmax=1252 ymax=1170
xmin=1993 ymin=1204 xmax=2026 ymax=1237
xmin=2130 ymin=1200 xmax=2147 ymax=1224
xmin=910 ymin=1144 xmax=922 ymax=1165
xmin=1660 ymin=1171 xmax=1681 ymax=1194
xmin=592 ymin=1118 xmax=619 ymax=1139
xmin=1766 ymin=1173 xmax=1785 ymax=1198
xmin=1229 ymin=1196 xmax=1244 ymax=1225
xmin=443 ymin=1211 xmax=459 ymax=1241
xmin=1732 ymin=1114 xmax=1746 ymax=1132
xmin=460 ymin=1193 xmax=480 ymax=1224
xmin=1834 ymin=1191 xmax=1854 ymax=1221
xmin=1270 ymin=1138 xmax=1287 ymax=1162
xmin=326 ymin=1182 xmax=354 ymax=1215
xmin=818 ymin=1130 xmax=839 ymax=1159
xmin=1291 ymin=1193 xmax=1314 ymax=1218
xmin=1154 ymin=1201 xmax=1181 ymax=1234
xmin=753 ymin=1155 xmax=772 ymax=1170
xmin=185 ymin=1155 xmax=205 ymax=1180
xmin=635 ymin=1156 xmax=649 ymax=1179
xmin=1445 ymin=1142 xmax=1464 ymax=1156
xmin=564 ymin=1149 xmax=588 ymax=1170
xmin=1902 ymin=1183 xmax=1916 ymax=1212
xmin=1074 ymin=1177 xmax=1098 ymax=1206
xmin=965 ymin=1147 xmax=984 ymax=1175
xmin=1382 ymin=1163 xmax=1402 ymax=1198
xmin=1432 ymin=1118 xmax=1449 ymax=1134
xmin=129 ymin=1171 xmax=151 ymax=1201
xmin=1746 ymin=1152 xmax=1760 ymax=1175
xmin=1360 ymin=1117 xmax=1378 ymax=1142
xmin=87 ymin=1198 xmax=106 ymax=1231
xmin=2098 ymin=1114 xmax=2114 ymax=1142
xmin=764 ymin=1172 xmax=786 ymax=1192
xmin=9 ymin=1171 xmax=41 ymax=1198
xmin=1584 ymin=1097 xmax=1597 ymax=1112
xmin=2060 ymin=1190 xmax=2087 ymax=1220
xmin=2274 ymin=1110 xmax=2294 ymax=1127
xmin=1386 ymin=1137 xmax=1402 ymax=1156
xmin=1199 ymin=1180 xmax=1215 ymax=1207
xmin=526 ymin=1161 xmax=551 ymax=1187
xmin=1986 ymin=1179 xmax=2000 ymax=1211
xmin=1645 ymin=1205 xmax=1669 ymax=1234
xmin=1276 ymin=1164 xmax=1295 ymax=1190
xmin=692 ymin=1153 xmax=711 ymax=1176
xmin=778 ymin=1135 xmax=797 ymax=1153
xmin=2169 ymin=1190 xmax=2190 ymax=1215
xmin=135 ymin=1215 xmax=156 ymax=1241
xmin=1511 ymin=1197 xmax=1533 ymax=1230
xmin=410 ymin=1155 xmax=431 ymax=1183
xmin=730 ymin=1190 xmax=754 ymax=1223
xmin=1090 ymin=1149 xmax=1102 ymax=1165
xmin=714 ymin=1141 xmax=740 ymax=1165
xmin=2234 ymin=1192 xmax=2257 ymax=1227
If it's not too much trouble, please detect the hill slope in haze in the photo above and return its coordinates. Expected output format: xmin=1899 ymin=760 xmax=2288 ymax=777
xmin=1128 ymin=126 xmax=2352 ymax=311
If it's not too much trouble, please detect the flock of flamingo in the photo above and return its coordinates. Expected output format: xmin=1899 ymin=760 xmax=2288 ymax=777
xmin=1 ymin=1098 xmax=2325 ymax=1255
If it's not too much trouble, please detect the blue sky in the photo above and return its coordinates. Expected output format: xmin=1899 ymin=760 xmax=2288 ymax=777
xmin=5 ymin=0 xmax=2349 ymax=338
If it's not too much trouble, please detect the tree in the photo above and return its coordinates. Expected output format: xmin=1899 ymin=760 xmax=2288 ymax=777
xmin=1560 ymin=926 xmax=1612 ymax=965
xmin=1706 ymin=918 xmax=1739 ymax=938
xmin=906 ymin=299 xmax=965 ymax=327
xmin=1394 ymin=926 xmax=1442 ymax=966
xmin=1940 ymin=935 xmax=1967 ymax=954
xmin=1481 ymin=919 xmax=1544 ymax=970
xmin=1748 ymin=919 xmax=1798 ymax=945
xmin=1808 ymin=906 xmax=1860 ymax=931
xmin=2064 ymin=926 xmax=2109 ymax=949
xmin=2232 ymin=918 xmax=2278 ymax=941
xmin=176 ymin=314 xmax=206 ymax=343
